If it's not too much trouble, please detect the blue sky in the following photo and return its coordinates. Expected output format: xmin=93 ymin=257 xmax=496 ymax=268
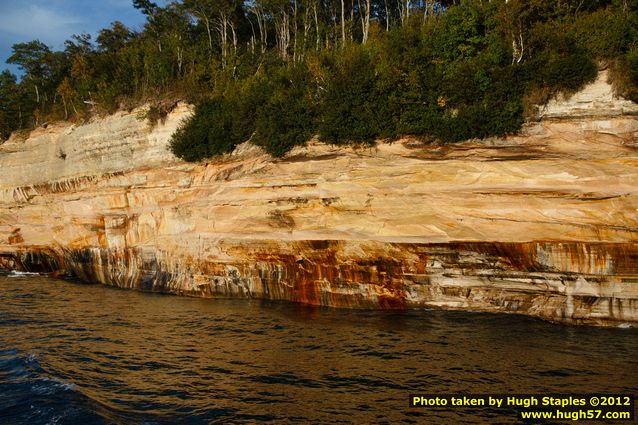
xmin=0 ymin=0 xmax=159 ymax=76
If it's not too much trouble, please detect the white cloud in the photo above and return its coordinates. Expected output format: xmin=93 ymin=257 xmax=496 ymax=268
xmin=0 ymin=4 xmax=83 ymax=47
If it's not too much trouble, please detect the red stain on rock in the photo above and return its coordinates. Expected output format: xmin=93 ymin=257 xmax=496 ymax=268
xmin=1 ymin=240 xmax=637 ymax=324
xmin=8 ymin=229 xmax=24 ymax=244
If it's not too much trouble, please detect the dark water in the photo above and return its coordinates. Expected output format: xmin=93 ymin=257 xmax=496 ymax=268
xmin=0 ymin=275 xmax=636 ymax=424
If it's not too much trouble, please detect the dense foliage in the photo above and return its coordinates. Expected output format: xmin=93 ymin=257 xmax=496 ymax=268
xmin=1 ymin=0 xmax=637 ymax=158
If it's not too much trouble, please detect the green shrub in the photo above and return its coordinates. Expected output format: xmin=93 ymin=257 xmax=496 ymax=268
xmin=610 ymin=46 xmax=638 ymax=101
xmin=318 ymin=46 xmax=385 ymax=145
xmin=570 ymin=7 xmax=638 ymax=59
xmin=170 ymin=96 xmax=249 ymax=162
xmin=524 ymin=20 xmax=598 ymax=99
xmin=251 ymin=64 xmax=317 ymax=157
xmin=627 ymin=47 xmax=638 ymax=86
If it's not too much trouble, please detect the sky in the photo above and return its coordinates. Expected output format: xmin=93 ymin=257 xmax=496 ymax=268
xmin=0 ymin=0 xmax=156 ymax=77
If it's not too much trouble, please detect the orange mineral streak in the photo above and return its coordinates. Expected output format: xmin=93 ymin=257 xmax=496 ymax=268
xmin=4 ymin=241 xmax=638 ymax=325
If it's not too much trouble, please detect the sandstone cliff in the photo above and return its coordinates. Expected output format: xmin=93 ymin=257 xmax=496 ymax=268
xmin=1 ymin=71 xmax=637 ymax=325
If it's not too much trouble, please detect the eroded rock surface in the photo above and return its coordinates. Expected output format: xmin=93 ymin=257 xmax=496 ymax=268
xmin=1 ymin=73 xmax=637 ymax=325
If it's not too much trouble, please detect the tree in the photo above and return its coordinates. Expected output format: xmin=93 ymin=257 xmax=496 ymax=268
xmin=7 ymin=41 xmax=69 ymax=122
xmin=56 ymin=77 xmax=76 ymax=120
xmin=7 ymin=40 xmax=51 ymax=104
xmin=184 ymin=0 xmax=217 ymax=57
xmin=133 ymin=0 xmax=159 ymax=16
xmin=183 ymin=0 xmax=242 ymax=68
xmin=64 ymin=33 xmax=93 ymax=57
xmin=96 ymin=21 xmax=133 ymax=52
xmin=7 ymin=40 xmax=51 ymax=78
xmin=0 ymin=70 xmax=21 ymax=140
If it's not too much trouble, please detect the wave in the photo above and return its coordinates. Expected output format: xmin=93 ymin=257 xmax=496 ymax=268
xmin=0 ymin=349 xmax=190 ymax=424
xmin=30 ymin=377 xmax=77 ymax=396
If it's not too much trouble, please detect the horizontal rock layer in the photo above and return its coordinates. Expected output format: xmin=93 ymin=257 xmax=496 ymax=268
xmin=1 ymin=72 xmax=637 ymax=325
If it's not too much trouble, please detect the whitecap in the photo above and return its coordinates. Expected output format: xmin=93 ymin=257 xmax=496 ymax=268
xmin=31 ymin=377 xmax=77 ymax=395
xmin=8 ymin=271 xmax=40 ymax=278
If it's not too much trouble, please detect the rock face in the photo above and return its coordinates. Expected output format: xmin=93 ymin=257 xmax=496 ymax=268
xmin=1 ymin=72 xmax=637 ymax=326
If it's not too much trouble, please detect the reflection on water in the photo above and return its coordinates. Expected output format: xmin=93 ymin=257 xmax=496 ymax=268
xmin=0 ymin=275 xmax=636 ymax=424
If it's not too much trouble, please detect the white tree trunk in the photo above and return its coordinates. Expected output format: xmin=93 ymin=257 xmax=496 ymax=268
xmin=340 ymin=0 xmax=346 ymax=45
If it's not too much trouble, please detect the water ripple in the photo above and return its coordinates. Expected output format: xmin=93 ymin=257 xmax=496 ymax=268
xmin=0 ymin=275 xmax=637 ymax=424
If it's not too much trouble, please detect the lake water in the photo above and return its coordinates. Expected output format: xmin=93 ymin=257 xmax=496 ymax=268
xmin=0 ymin=274 xmax=636 ymax=424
